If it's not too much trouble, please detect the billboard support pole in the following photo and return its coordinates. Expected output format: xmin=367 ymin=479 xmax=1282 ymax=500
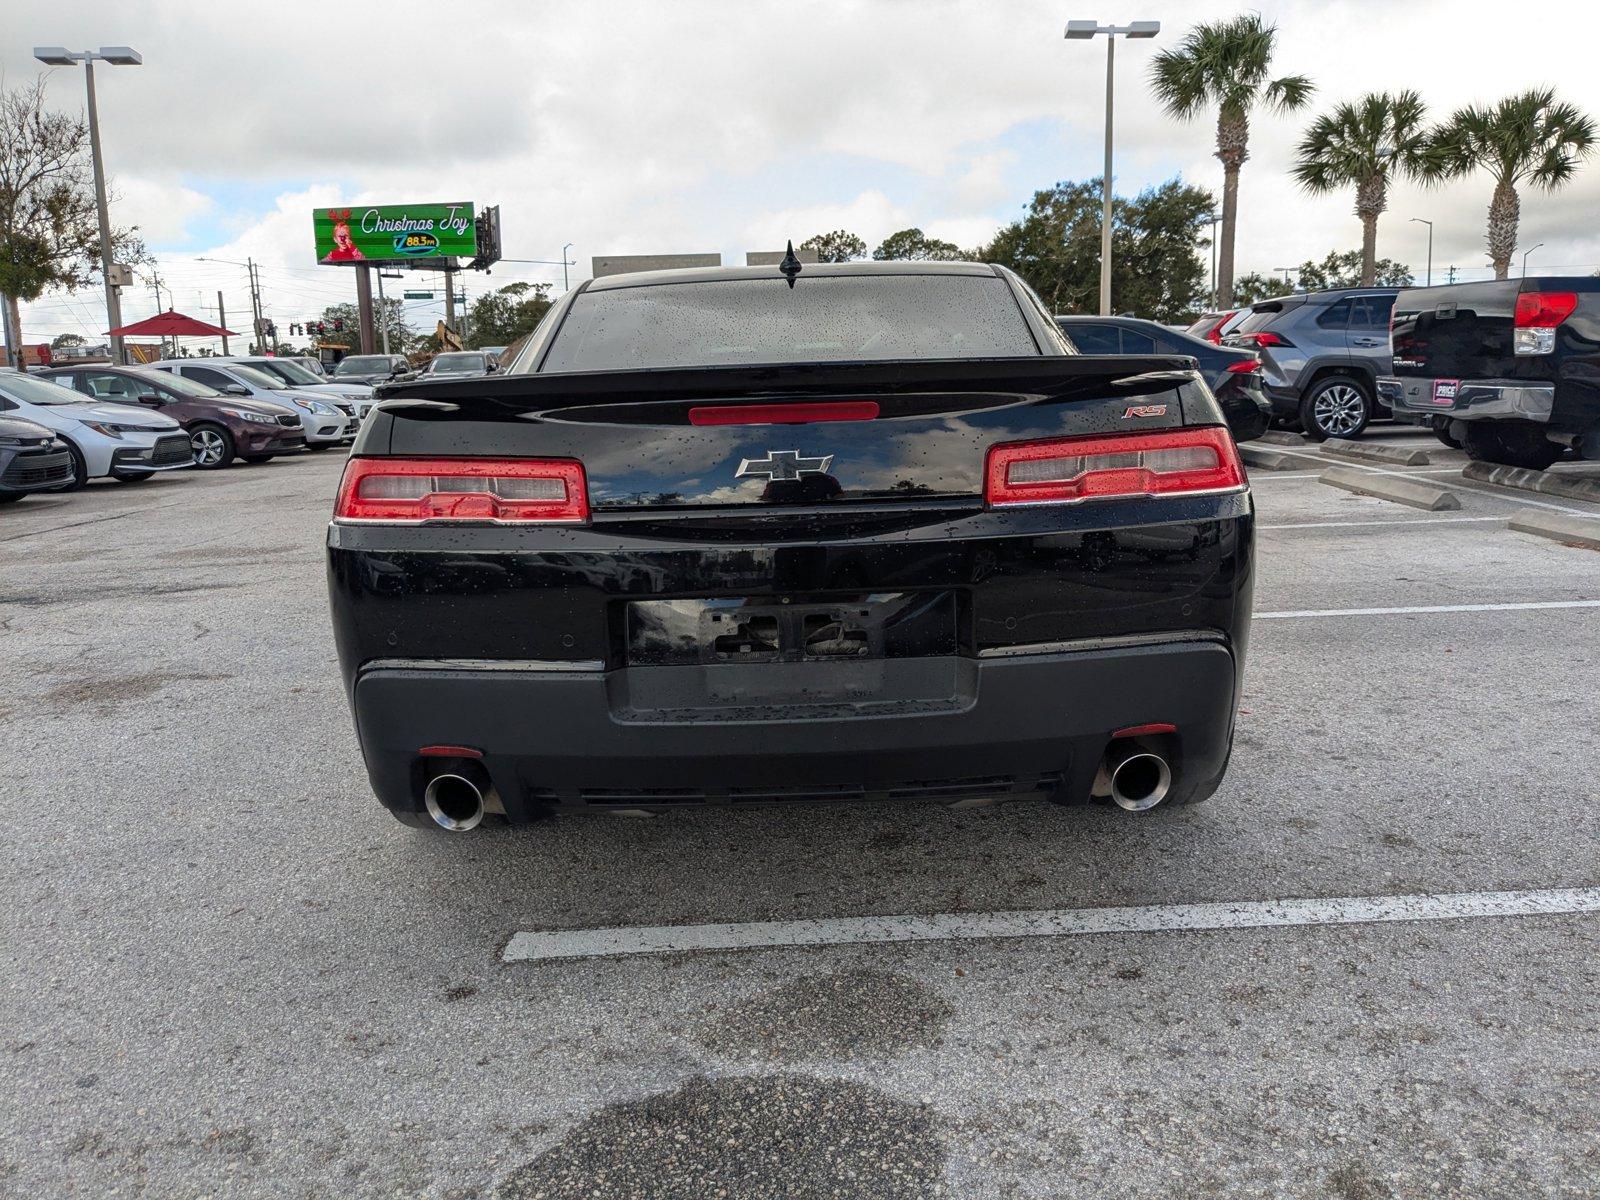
xmin=443 ymin=268 xmax=456 ymax=338
xmin=355 ymin=265 xmax=376 ymax=355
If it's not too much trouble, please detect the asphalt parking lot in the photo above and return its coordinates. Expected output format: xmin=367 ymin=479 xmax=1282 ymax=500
xmin=3 ymin=431 xmax=1598 ymax=1198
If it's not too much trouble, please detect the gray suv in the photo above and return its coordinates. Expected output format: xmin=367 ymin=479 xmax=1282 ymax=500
xmin=1224 ymin=287 xmax=1398 ymax=440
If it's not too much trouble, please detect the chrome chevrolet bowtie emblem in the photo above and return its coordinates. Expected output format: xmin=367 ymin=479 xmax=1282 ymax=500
xmin=736 ymin=449 xmax=834 ymax=482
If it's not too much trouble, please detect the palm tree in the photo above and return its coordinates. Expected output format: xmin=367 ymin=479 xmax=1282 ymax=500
xmin=1291 ymin=91 xmax=1431 ymax=286
xmin=1149 ymin=14 xmax=1313 ymax=308
xmin=1431 ymin=89 xmax=1595 ymax=279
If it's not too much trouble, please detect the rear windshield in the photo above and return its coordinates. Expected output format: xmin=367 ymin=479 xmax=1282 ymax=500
xmin=429 ymin=353 xmax=486 ymax=371
xmin=1233 ymin=302 xmax=1293 ymax=334
xmin=336 ymin=357 xmax=390 ymax=374
xmin=535 ymin=274 xmax=1039 ymax=372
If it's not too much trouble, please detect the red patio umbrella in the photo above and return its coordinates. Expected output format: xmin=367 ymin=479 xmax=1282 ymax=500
xmin=106 ymin=309 xmax=237 ymax=338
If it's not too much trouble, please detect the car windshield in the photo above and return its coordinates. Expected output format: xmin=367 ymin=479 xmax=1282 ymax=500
xmin=336 ymin=357 xmax=390 ymax=375
xmin=428 ymin=353 xmax=484 ymax=372
xmin=140 ymin=370 xmax=222 ymax=398
xmin=228 ymin=364 xmax=286 ymax=390
xmin=252 ymin=359 xmax=322 ymax=385
xmin=536 ymin=273 xmax=1038 ymax=372
xmin=1 ymin=372 xmax=93 ymax=406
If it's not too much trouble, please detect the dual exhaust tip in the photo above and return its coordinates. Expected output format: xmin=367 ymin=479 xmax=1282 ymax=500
xmin=424 ymin=770 xmax=486 ymax=832
xmin=1103 ymin=741 xmax=1173 ymax=812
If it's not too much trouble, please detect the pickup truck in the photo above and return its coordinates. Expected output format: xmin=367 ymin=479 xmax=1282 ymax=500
xmin=1379 ymin=277 xmax=1600 ymax=469
xmin=330 ymin=260 xmax=1254 ymax=831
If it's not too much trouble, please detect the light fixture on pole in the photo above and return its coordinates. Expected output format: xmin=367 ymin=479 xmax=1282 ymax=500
xmin=1521 ymin=243 xmax=1543 ymax=279
xmin=1064 ymin=19 xmax=1160 ymax=316
xmin=34 ymin=45 xmax=143 ymax=365
xmin=1409 ymin=217 xmax=1433 ymax=287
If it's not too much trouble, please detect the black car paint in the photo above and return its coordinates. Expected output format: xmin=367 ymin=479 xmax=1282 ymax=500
xmin=333 ymin=263 xmax=1254 ymax=821
xmin=1055 ymin=315 xmax=1269 ymax=442
xmin=1384 ymin=276 xmax=1600 ymax=455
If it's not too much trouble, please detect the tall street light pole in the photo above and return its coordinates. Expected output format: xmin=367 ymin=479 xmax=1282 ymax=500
xmin=1521 ymin=243 xmax=1543 ymax=279
xmin=1409 ymin=217 xmax=1433 ymax=286
xmin=34 ymin=46 xmax=142 ymax=366
xmin=561 ymin=243 xmax=574 ymax=292
xmin=1065 ymin=19 xmax=1159 ymax=316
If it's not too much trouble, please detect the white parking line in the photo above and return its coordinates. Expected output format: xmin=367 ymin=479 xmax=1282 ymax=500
xmin=1256 ymin=599 xmax=1600 ymax=619
xmin=500 ymin=887 xmax=1600 ymax=963
xmin=1253 ymin=467 xmax=1465 ymax=480
xmin=1260 ymin=516 xmax=1506 ymax=531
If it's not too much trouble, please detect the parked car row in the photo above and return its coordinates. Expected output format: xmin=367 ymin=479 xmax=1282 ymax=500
xmin=0 ymin=360 xmax=372 ymax=504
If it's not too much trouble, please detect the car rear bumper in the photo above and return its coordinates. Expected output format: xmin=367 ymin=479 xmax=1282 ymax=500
xmin=350 ymin=636 xmax=1238 ymax=817
xmin=1379 ymin=376 xmax=1554 ymax=425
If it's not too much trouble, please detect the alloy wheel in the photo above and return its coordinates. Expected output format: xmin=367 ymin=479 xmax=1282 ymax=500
xmin=1312 ymin=385 xmax=1366 ymax=436
xmin=191 ymin=428 xmax=227 ymax=466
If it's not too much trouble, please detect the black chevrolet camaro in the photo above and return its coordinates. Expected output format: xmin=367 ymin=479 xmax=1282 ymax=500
xmin=327 ymin=259 xmax=1255 ymax=831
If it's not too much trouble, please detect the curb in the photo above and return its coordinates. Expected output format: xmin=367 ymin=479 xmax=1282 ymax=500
xmin=1239 ymin=445 xmax=1299 ymax=472
xmin=1257 ymin=430 xmax=1308 ymax=447
xmin=1322 ymin=441 xmax=1432 ymax=467
xmin=1462 ymin=461 xmax=1600 ymax=503
xmin=1319 ymin=466 xmax=1461 ymax=512
xmin=1507 ymin=512 xmax=1600 ymax=550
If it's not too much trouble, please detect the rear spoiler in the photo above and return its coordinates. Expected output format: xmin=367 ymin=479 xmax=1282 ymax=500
xmin=375 ymin=355 xmax=1203 ymax=411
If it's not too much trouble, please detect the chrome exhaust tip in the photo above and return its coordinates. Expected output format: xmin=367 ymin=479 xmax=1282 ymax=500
xmin=424 ymin=772 xmax=485 ymax=832
xmin=1106 ymin=745 xmax=1172 ymax=813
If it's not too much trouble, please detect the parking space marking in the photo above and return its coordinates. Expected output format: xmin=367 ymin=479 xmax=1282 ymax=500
xmin=1260 ymin=516 xmax=1506 ymax=530
xmin=1256 ymin=599 xmax=1600 ymax=619
xmin=501 ymin=887 xmax=1600 ymax=963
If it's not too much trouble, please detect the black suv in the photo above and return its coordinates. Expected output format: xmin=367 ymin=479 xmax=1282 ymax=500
xmin=1224 ymin=287 xmax=1399 ymax=440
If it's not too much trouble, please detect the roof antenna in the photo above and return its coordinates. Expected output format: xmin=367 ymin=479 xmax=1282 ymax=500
xmin=778 ymin=240 xmax=803 ymax=288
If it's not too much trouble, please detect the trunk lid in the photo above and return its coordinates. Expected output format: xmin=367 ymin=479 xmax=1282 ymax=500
xmin=375 ymin=357 xmax=1211 ymax=510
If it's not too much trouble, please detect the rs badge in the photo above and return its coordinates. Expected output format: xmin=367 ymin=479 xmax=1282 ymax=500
xmin=1122 ymin=404 xmax=1168 ymax=419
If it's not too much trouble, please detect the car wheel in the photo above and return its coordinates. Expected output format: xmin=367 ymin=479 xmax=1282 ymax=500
xmin=1461 ymin=422 xmax=1562 ymax=471
xmin=114 ymin=471 xmax=155 ymax=483
xmin=54 ymin=441 xmax=89 ymax=492
xmin=190 ymin=423 xmax=235 ymax=469
xmin=1431 ymin=416 xmax=1462 ymax=449
xmin=1299 ymin=376 xmax=1371 ymax=441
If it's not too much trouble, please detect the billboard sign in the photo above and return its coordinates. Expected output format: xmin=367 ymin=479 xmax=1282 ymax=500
xmin=314 ymin=202 xmax=476 ymax=265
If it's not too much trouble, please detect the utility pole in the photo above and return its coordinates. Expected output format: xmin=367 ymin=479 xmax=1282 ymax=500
xmin=217 ymin=291 xmax=229 ymax=355
xmin=1447 ymin=265 xmax=1457 ymax=285
xmin=443 ymin=267 xmax=456 ymax=338
xmin=245 ymin=258 xmax=266 ymax=354
xmin=375 ymin=270 xmax=392 ymax=354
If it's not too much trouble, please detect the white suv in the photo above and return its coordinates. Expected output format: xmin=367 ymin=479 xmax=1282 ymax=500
xmin=0 ymin=369 xmax=192 ymax=489
xmin=151 ymin=362 xmax=356 ymax=447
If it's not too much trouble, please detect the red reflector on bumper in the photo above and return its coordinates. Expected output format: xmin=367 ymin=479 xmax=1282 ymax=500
xmin=688 ymin=402 xmax=879 ymax=426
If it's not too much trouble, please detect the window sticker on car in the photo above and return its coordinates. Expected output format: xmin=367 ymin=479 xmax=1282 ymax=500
xmin=1432 ymin=379 xmax=1459 ymax=405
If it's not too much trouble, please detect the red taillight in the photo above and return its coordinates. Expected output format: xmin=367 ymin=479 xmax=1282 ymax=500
xmin=688 ymin=401 xmax=879 ymax=426
xmin=1514 ymin=291 xmax=1577 ymax=328
xmin=1225 ymin=358 xmax=1261 ymax=374
xmin=1205 ymin=310 xmax=1238 ymax=344
xmin=333 ymin=457 xmax=588 ymax=524
xmin=1238 ymin=331 xmax=1290 ymax=348
xmin=985 ymin=427 xmax=1245 ymax=507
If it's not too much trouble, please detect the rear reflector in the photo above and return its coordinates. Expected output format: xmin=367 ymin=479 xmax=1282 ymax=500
xmin=333 ymin=457 xmax=588 ymax=524
xmin=688 ymin=401 xmax=880 ymax=426
xmin=418 ymin=744 xmax=483 ymax=759
xmin=985 ymin=427 xmax=1245 ymax=507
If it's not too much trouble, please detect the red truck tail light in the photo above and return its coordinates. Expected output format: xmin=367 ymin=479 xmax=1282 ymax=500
xmin=333 ymin=457 xmax=588 ymax=524
xmin=1513 ymin=291 xmax=1577 ymax=355
xmin=985 ymin=427 xmax=1245 ymax=507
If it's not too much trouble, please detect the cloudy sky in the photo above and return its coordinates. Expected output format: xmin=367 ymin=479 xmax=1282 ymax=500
xmin=7 ymin=0 xmax=1600 ymax=344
